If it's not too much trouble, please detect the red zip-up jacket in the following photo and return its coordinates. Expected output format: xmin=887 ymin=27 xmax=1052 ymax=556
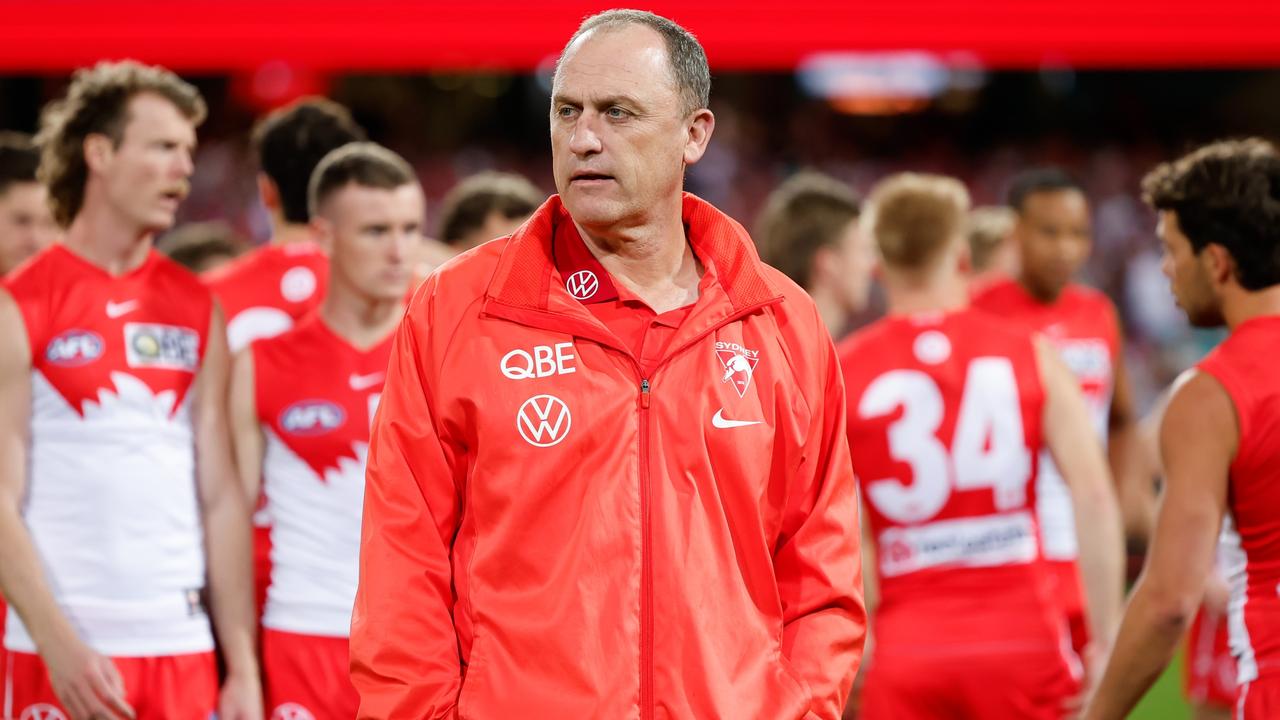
xmin=351 ymin=194 xmax=865 ymax=719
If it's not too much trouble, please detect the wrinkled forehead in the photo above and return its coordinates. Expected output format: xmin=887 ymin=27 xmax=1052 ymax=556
xmin=553 ymin=25 xmax=680 ymax=105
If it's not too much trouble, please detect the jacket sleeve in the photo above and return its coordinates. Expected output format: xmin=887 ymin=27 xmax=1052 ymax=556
xmin=351 ymin=287 xmax=466 ymax=719
xmin=775 ymin=321 xmax=867 ymax=720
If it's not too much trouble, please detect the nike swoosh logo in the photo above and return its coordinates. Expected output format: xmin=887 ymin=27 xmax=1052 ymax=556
xmin=349 ymin=372 xmax=385 ymax=391
xmin=105 ymin=300 xmax=139 ymax=318
xmin=712 ymin=409 xmax=762 ymax=429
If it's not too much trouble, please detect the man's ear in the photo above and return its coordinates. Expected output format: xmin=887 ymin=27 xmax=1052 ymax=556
xmin=682 ymin=108 xmax=715 ymax=166
xmin=258 ymin=173 xmax=280 ymax=212
xmin=310 ymin=215 xmax=334 ymax=253
xmin=83 ymin=134 xmax=114 ymax=174
xmin=1202 ymin=243 xmax=1237 ymax=287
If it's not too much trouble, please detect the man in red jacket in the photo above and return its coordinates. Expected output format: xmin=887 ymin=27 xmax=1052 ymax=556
xmin=350 ymin=9 xmax=866 ymax=719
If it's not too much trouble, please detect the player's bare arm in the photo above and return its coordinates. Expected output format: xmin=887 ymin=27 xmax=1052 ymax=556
xmin=1083 ymin=371 xmax=1234 ymax=719
xmin=194 ymin=303 xmax=263 ymax=720
xmin=1037 ymin=337 xmax=1125 ymax=652
xmin=228 ymin=346 xmax=264 ymax=504
xmin=0 ymin=287 xmax=135 ymax=720
xmin=1108 ymin=332 xmax=1156 ymax=555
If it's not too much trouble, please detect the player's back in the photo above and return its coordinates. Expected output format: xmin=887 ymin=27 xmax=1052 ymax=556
xmin=252 ymin=315 xmax=390 ymax=637
xmin=1197 ymin=315 xmax=1280 ymax=685
xmin=203 ymin=242 xmax=327 ymax=352
xmin=839 ymin=308 xmax=1063 ymax=654
xmin=3 ymin=244 xmax=213 ymax=655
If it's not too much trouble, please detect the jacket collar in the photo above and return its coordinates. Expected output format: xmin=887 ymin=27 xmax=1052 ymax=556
xmin=485 ymin=193 xmax=782 ymax=315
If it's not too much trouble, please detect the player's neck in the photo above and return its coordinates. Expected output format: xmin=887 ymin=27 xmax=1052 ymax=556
xmin=320 ymin=283 xmax=402 ymax=351
xmin=1016 ymin=274 xmax=1063 ymax=305
xmin=269 ymin=222 xmax=315 ymax=248
xmin=1223 ymin=285 xmax=1280 ymax=329
xmin=574 ymin=205 xmax=701 ymax=315
xmin=808 ymin=283 xmax=849 ymax=337
xmin=62 ymin=205 xmax=153 ymax=275
xmin=884 ymin=274 xmax=969 ymax=317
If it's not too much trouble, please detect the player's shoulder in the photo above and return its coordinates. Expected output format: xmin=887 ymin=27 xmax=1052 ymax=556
xmin=249 ymin=312 xmax=324 ymax=358
xmin=836 ymin=316 xmax=896 ymax=362
xmin=2 ymin=244 xmax=64 ymax=296
xmin=202 ymin=244 xmax=268 ymax=287
xmin=1060 ymin=282 xmax=1115 ymax=312
xmin=969 ymin=275 xmax=1021 ymax=307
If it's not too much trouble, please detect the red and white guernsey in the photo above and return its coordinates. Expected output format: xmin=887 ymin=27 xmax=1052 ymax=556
xmin=972 ymin=279 xmax=1119 ymax=562
xmin=1197 ymin=315 xmax=1280 ymax=685
xmin=204 ymin=243 xmax=328 ymax=353
xmin=839 ymin=308 xmax=1066 ymax=655
xmin=252 ymin=315 xmax=390 ymax=636
xmin=3 ymin=245 xmax=213 ymax=655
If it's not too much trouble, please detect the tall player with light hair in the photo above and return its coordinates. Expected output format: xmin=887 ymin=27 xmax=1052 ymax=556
xmin=840 ymin=172 xmax=1123 ymax=718
xmin=0 ymin=61 xmax=260 ymax=720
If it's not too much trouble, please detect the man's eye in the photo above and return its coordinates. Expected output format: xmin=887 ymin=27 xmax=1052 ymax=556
xmin=607 ymin=107 xmax=627 ymax=119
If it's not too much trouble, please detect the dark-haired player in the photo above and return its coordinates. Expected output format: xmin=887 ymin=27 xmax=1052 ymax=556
xmin=972 ymin=168 xmax=1145 ymax=673
xmin=1085 ymin=138 xmax=1280 ymax=719
xmin=0 ymin=131 xmax=58 ymax=276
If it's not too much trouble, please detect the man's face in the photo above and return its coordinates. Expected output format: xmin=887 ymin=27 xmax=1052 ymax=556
xmin=0 ymin=181 xmax=58 ymax=274
xmin=1014 ymin=188 xmax=1091 ymax=301
xmin=97 ymin=92 xmax=196 ymax=234
xmin=550 ymin=25 xmax=708 ymax=233
xmin=1158 ymin=210 xmax=1223 ymax=327
xmin=322 ymin=183 xmax=424 ymax=302
xmin=827 ymin=217 xmax=876 ymax=314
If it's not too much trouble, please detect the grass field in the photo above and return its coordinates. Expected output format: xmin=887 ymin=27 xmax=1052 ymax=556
xmin=1130 ymin=651 xmax=1190 ymax=720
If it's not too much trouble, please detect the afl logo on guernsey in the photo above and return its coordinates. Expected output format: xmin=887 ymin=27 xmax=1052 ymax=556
xmin=280 ymin=400 xmax=346 ymax=436
xmin=45 ymin=330 xmax=105 ymax=366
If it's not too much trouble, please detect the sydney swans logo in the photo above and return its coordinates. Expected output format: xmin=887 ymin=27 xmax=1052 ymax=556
xmin=715 ymin=341 xmax=761 ymax=398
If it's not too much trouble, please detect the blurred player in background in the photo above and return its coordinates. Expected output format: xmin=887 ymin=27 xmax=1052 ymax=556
xmin=0 ymin=131 xmax=59 ymax=276
xmin=157 ymin=220 xmax=246 ymax=273
xmin=841 ymin=173 xmax=1123 ymax=719
xmin=1085 ymin=138 xmax=1280 ymax=719
xmin=755 ymin=170 xmax=872 ymax=335
xmin=972 ymin=167 xmax=1147 ymax=673
xmin=437 ymin=169 xmax=543 ymax=251
xmin=966 ymin=204 xmax=1017 ymax=292
xmin=0 ymin=60 xmax=258 ymax=720
xmin=204 ymin=97 xmax=366 ymax=622
xmin=229 ymin=142 xmax=422 ymax=719
xmin=205 ymin=97 xmax=366 ymax=353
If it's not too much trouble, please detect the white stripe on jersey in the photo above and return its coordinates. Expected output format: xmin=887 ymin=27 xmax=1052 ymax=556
xmin=1223 ymin=514 xmax=1259 ymax=684
xmin=261 ymin=429 xmax=367 ymax=637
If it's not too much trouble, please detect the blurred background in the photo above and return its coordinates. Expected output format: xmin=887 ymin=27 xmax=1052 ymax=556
xmin=5 ymin=3 xmax=1279 ymax=715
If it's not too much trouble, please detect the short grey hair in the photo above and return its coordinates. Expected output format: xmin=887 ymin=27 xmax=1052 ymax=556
xmin=555 ymin=9 xmax=711 ymax=116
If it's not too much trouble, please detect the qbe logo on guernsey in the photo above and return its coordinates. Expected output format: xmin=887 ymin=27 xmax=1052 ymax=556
xmin=517 ymin=394 xmax=572 ymax=447
xmin=124 ymin=322 xmax=200 ymax=371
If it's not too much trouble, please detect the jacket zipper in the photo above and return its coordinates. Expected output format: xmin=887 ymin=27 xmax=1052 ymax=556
xmin=638 ymin=376 xmax=653 ymax=720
